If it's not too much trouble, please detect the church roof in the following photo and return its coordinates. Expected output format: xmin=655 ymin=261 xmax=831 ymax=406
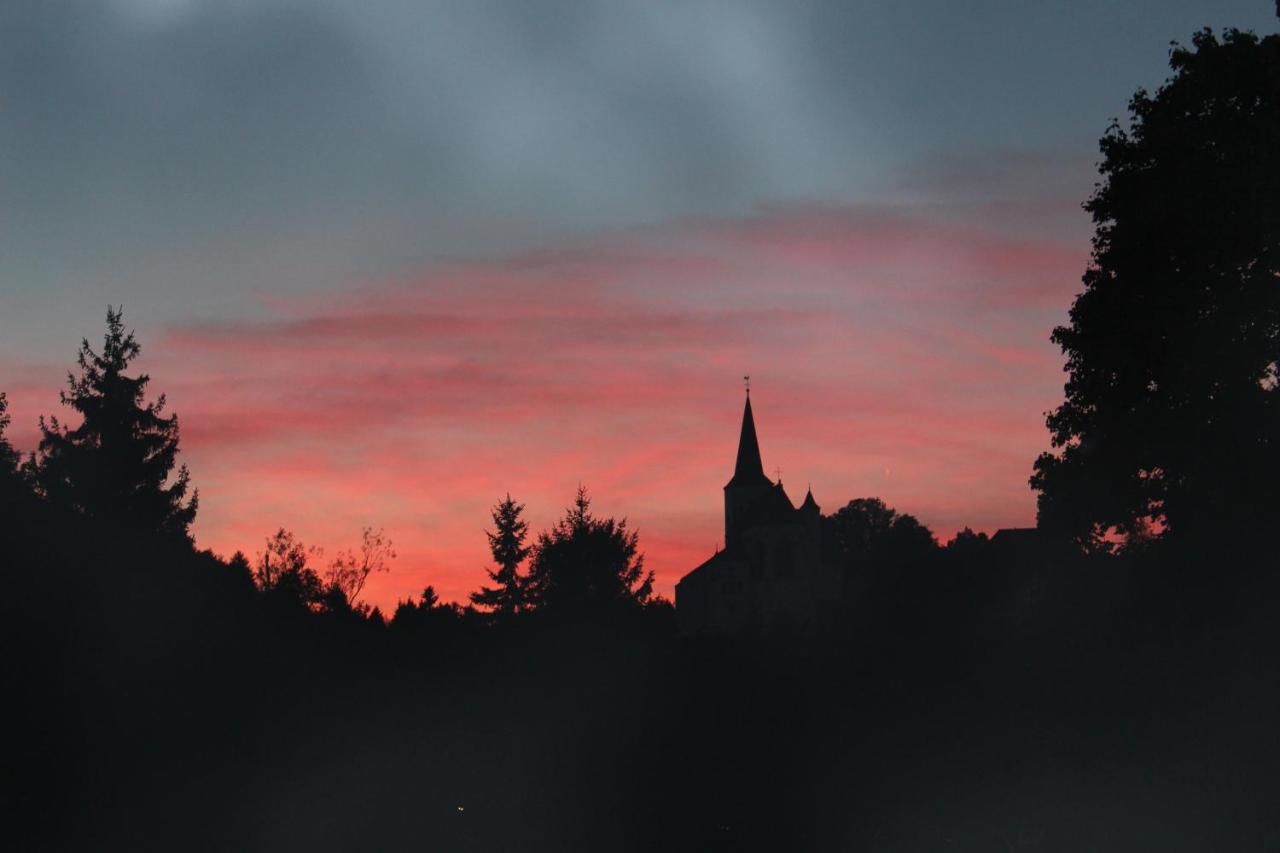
xmin=726 ymin=394 xmax=773 ymax=489
xmin=678 ymin=549 xmax=730 ymax=588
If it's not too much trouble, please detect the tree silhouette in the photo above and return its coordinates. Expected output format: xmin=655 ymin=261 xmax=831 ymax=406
xmin=326 ymin=526 xmax=395 ymax=608
xmin=470 ymin=494 xmax=531 ymax=617
xmin=945 ymin=527 xmax=992 ymax=562
xmin=1031 ymin=29 xmax=1280 ymax=553
xmin=390 ymin=585 xmax=464 ymax=638
xmin=255 ymin=528 xmax=324 ymax=609
xmin=34 ymin=307 xmax=197 ymax=542
xmin=0 ymin=393 xmax=23 ymax=496
xmin=0 ymin=392 xmax=32 ymax=527
xmin=823 ymin=497 xmax=938 ymax=572
xmin=226 ymin=550 xmax=255 ymax=588
xmin=525 ymin=487 xmax=653 ymax=615
xmin=0 ymin=393 xmax=18 ymax=474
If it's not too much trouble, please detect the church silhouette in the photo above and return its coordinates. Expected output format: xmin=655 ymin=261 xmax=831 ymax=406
xmin=675 ymin=391 xmax=841 ymax=634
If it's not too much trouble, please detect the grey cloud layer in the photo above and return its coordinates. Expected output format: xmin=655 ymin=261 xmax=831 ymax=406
xmin=2 ymin=0 xmax=1273 ymax=320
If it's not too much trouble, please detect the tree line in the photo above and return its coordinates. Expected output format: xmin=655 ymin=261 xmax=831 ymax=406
xmin=0 ymin=308 xmax=666 ymax=632
xmin=0 ymin=304 xmax=1005 ymax=638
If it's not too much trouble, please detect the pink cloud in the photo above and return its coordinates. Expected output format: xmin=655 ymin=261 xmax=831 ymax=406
xmin=3 ymin=194 xmax=1087 ymax=610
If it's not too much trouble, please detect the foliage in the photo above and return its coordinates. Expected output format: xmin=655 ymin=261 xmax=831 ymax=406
xmin=944 ymin=527 xmax=992 ymax=562
xmin=0 ymin=393 xmax=33 ymax=535
xmin=525 ymin=487 xmax=653 ymax=615
xmin=255 ymin=528 xmax=325 ymax=609
xmin=823 ymin=497 xmax=938 ymax=572
xmin=226 ymin=550 xmax=255 ymax=590
xmin=326 ymin=526 xmax=395 ymax=607
xmin=0 ymin=393 xmax=26 ymax=506
xmin=1031 ymin=29 xmax=1280 ymax=552
xmin=390 ymin=585 xmax=466 ymax=638
xmin=34 ymin=307 xmax=197 ymax=542
xmin=470 ymin=494 xmax=531 ymax=617
xmin=0 ymin=392 xmax=19 ymax=475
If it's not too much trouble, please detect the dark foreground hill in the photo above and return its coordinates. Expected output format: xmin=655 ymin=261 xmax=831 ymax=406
xmin=6 ymin=523 xmax=1278 ymax=852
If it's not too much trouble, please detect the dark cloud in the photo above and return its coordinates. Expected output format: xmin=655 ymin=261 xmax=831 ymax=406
xmin=2 ymin=0 xmax=1274 ymax=337
xmin=6 ymin=1 xmax=1273 ymax=242
xmin=3 ymin=2 xmax=395 ymax=252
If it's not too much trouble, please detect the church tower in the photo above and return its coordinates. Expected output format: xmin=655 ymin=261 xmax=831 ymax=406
xmin=676 ymin=387 xmax=839 ymax=635
xmin=723 ymin=391 xmax=775 ymax=549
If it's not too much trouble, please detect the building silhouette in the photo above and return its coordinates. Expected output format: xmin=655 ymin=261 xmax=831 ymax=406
xmin=675 ymin=392 xmax=840 ymax=634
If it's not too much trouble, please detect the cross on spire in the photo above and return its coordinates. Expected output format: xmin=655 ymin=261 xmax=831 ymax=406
xmin=774 ymin=465 xmax=783 ymax=482
xmin=744 ymin=375 xmax=750 ymax=396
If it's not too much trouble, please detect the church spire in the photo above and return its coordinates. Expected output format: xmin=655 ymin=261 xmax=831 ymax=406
xmin=724 ymin=386 xmax=780 ymax=547
xmin=728 ymin=391 xmax=770 ymax=487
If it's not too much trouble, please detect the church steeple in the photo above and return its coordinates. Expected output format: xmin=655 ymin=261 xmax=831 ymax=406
xmin=728 ymin=393 xmax=770 ymax=488
xmin=724 ymin=387 xmax=775 ymax=548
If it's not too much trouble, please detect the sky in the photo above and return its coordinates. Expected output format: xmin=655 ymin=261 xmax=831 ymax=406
xmin=3 ymin=1 xmax=1277 ymax=609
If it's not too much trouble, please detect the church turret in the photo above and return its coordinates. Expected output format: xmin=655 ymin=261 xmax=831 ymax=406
xmin=800 ymin=485 xmax=822 ymax=543
xmin=800 ymin=486 xmax=820 ymax=515
xmin=724 ymin=391 xmax=774 ymax=548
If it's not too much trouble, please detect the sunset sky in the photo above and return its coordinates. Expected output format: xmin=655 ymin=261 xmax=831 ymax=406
xmin=4 ymin=1 xmax=1275 ymax=609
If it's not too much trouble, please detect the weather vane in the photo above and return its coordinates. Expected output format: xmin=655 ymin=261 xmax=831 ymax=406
xmin=744 ymin=375 xmax=750 ymax=395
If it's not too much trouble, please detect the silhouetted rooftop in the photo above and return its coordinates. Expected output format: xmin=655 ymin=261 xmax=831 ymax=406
xmin=801 ymin=487 xmax=819 ymax=512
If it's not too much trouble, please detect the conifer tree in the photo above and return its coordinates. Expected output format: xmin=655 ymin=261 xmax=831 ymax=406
xmin=35 ymin=307 xmax=197 ymax=542
xmin=470 ymin=494 xmax=531 ymax=616
xmin=525 ymin=487 xmax=653 ymax=615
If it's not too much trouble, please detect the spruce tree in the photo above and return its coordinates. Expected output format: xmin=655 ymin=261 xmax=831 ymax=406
xmin=36 ymin=307 xmax=197 ymax=542
xmin=470 ymin=494 xmax=531 ymax=616
xmin=525 ymin=487 xmax=653 ymax=615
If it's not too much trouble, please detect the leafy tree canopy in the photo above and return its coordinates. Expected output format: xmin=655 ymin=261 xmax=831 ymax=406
xmin=1032 ymin=29 xmax=1280 ymax=553
xmin=255 ymin=528 xmax=324 ymax=610
xmin=944 ymin=527 xmax=992 ymax=562
xmin=823 ymin=497 xmax=938 ymax=572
